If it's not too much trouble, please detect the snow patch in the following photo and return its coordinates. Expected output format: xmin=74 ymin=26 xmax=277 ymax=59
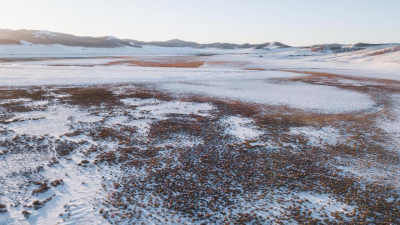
xmin=221 ymin=116 xmax=262 ymax=140
xmin=161 ymin=80 xmax=374 ymax=113
xmin=5 ymin=105 xmax=102 ymax=137
xmin=289 ymin=126 xmax=342 ymax=146
xmin=136 ymin=101 xmax=213 ymax=119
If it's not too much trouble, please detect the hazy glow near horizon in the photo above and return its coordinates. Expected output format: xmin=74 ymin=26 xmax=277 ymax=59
xmin=0 ymin=0 xmax=399 ymax=46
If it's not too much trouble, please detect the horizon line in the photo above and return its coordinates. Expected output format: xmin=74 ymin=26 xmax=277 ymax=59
xmin=2 ymin=28 xmax=399 ymax=48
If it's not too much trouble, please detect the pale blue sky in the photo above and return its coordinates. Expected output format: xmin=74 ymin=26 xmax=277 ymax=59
xmin=0 ymin=0 xmax=399 ymax=46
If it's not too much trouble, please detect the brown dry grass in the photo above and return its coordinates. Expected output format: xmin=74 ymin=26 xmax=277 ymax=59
xmin=0 ymin=89 xmax=47 ymax=101
xmin=206 ymin=61 xmax=249 ymax=67
xmin=56 ymin=86 xmax=120 ymax=107
xmin=41 ymin=56 xmax=207 ymax=68
xmin=105 ymin=60 xmax=205 ymax=68
xmin=283 ymin=70 xmax=400 ymax=87
xmin=180 ymin=94 xmax=367 ymax=129
xmin=244 ymin=68 xmax=266 ymax=71
xmin=117 ymin=84 xmax=174 ymax=101
xmin=367 ymin=46 xmax=400 ymax=56
xmin=0 ymin=88 xmax=49 ymax=113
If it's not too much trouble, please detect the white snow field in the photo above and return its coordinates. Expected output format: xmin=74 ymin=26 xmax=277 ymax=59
xmin=0 ymin=44 xmax=400 ymax=224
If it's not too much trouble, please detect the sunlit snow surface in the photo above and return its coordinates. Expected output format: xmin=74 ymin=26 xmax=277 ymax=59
xmin=221 ymin=116 xmax=262 ymax=141
xmin=0 ymin=63 xmax=375 ymax=113
xmin=289 ymin=126 xmax=342 ymax=147
xmin=6 ymin=105 xmax=102 ymax=137
xmin=160 ymin=80 xmax=374 ymax=113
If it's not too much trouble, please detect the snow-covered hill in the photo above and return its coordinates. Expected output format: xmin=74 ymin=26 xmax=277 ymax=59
xmin=0 ymin=29 xmax=399 ymax=65
xmin=0 ymin=29 xmax=291 ymax=49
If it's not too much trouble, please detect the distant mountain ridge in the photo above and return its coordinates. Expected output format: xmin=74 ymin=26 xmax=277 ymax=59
xmin=0 ymin=29 xmax=291 ymax=49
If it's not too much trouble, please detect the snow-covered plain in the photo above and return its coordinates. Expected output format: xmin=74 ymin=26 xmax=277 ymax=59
xmin=1 ymin=43 xmax=399 ymax=80
xmin=0 ymin=44 xmax=400 ymax=224
xmin=0 ymin=49 xmax=388 ymax=113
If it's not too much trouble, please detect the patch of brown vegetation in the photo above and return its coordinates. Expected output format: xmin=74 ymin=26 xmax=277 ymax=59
xmin=120 ymin=84 xmax=174 ymax=101
xmin=32 ymin=182 xmax=50 ymax=195
xmin=58 ymin=86 xmax=120 ymax=107
xmin=0 ymin=88 xmax=47 ymax=101
xmin=55 ymin=140 xmax=78 ymax=156
xmin=310 ymin=46 xmax=326 ymax=52
xmin=50 ymin=179 xmax=64 ymax=187
xmin=105 ymin=60 xmax=205 ymax=68
xmin=22 ymin=210 xmax=31 ymax=218
xmin=0 ymin=150 xmax=9 ymax=155
xmin=95 ymin=151 xmax=117 ymax=164
xmin=0 ymin=88 xmax=49 ymax=113
xmin=283 ymin=70 xmax=400 ymax=88
xmin=206 ymin=61 xmax=249 ymax=67
xmin=94 ymin=56 xmax=208 ymax=68
xmin=148 ymin=118 xmax=206 ymax=140
xmin=367 ymin=46 xmax=400 ymax=56
xmin=244 ymin=68 xmax=266 ymax=71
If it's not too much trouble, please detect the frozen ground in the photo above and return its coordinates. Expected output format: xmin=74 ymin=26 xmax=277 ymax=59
xmin=0 ymin=55 xmax=382 ymax=113
xmin=0 ymin=46 xmax=399 ymax=224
